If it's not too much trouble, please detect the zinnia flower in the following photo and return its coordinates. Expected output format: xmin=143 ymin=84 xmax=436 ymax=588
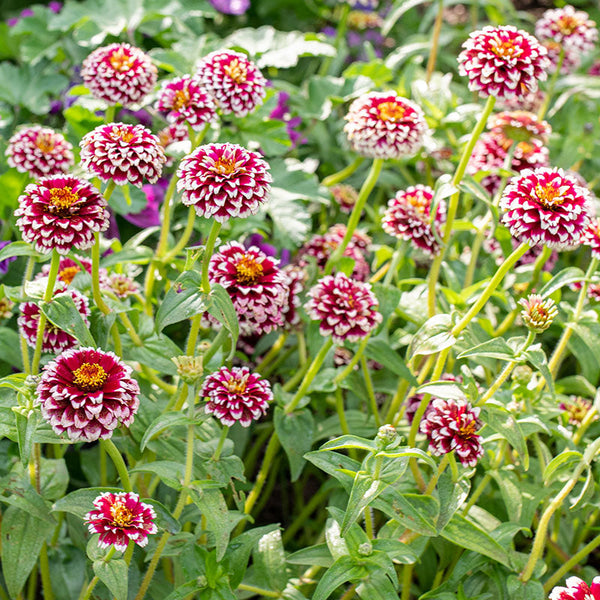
xmin=582 ymin=216 xmax=600 ymax=259
xmin=560 ymin=397 xmax=596 ymax=427
xmin=15 ymin=176 xmax=110 ymax=255
xmin=196 ymin=50 xmax=266 ymax=118
xmin=487 ymin=111 xmax=551 ymax=143
xmin=208 ymin=242 xmax=289 ymax=335
xmin=81 ymin=43 xmax=158 ymax=106
xmin=209 ymin=0 xmax=250 ymax=15
xmin=457 ymin=26 xmax=550 ymax=99
xmin=519 ymin=294 xmax=557 ymax=333
xmin=38 ymin=255 xmax=94 ymax=286
xmin=19 ymin=288 xmax=90 ymax=354
xmin=549 ymin=576 xmax=600 ymax=600
xmin=103 ymin=273 xmax=140 ymax=298
xmin=6 ymin=126 xmax=74 ymax=178
xmin=331 ymin=184 xmax=358 ymax=214
xmin=84 ymin=492 xmax=157 ymax=551
xmin=156 ymin=75 xmax=218 ymax=130
xmin=36 ymin=346 xmax=140 ymax=442
xmin=282 ymin=264 xmax=307 ymax=328
xmin=80 ymin=123 xmax=166 ymax=187
xmin=382 ymin=185 xmax=446 ymax=257
xmin=420 ymin=398 xmax=483 ymax=467
xmin=200 ymin=366 xmax=272 ymax=426
xmin=500 ymin=168 xmax=592 ymax=250
xmin=177 ymin=142 xmax=271 ymax=222
xmin=306 ymin=273 xmax=382 ymax=343
xmin=343 ymin=91 xmax=428 ymax=159
xmin=535 ymin=6 xmax=598 ymax=55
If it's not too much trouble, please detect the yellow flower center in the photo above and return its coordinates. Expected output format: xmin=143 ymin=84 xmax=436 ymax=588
xmin=235 ymin=255 xmax=264 ymax=285
xmin=459 ymin=419 xmax=477 ymax=439
xmin=35 ymin=133 xmax=55 ymax=153
xmin=59 ymin=266 xmax=81 ymax=285
xmin=109 ymin=48 xmax=135 ymax=72
xmin=48 ymin=187 xmax=79 ymax=214
xmin=491 ymin=40 xmax=518 ymax=58
xmin=556 ymin=15 xmax=582 ymax=36
xmin=535 ymin=182 xmax=564 ymax=208
xmin=377 ymin=101 xmax=406 ymax=122
xmin=110 ymin=502 xmax=134 ymax=527
xmin=73 ymin=363 xmax=108 ymax=392
xmin=405 ymin=192 xmax=429 ymax=214
xmin=213 ymin=158 xmax=237 ymax=176
xmin=223 ymin=58 xmax=248 ymax=84
xmin=171 ymin=88 xmax=190 ymax=111
xmin=111 ymin=125 xmax=135 ymax=143
xmin=225 ymin=375 xmax=248 ymax=395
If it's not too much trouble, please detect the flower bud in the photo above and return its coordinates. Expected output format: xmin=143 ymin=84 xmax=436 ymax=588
xmin=519 ymin=294 xmax=557 ymax=333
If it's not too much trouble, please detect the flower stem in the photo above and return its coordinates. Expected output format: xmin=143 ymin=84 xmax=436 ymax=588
xmin=427 ymin=95 xmax=497 ymax=317
xmin=212 ymin=426 xmax=229 ymax=461
xmin=39 ymin=544 xmax=54 ymax=600
xmin=361 ymin=356 xmax=381 ymax=427
xmin=321 ymin=156 xmax=364 ymax=187
xmin=101 ymin=439 xmax=132 ymax=492
xmin=333 ymin=334 xmax=371 ymax=385
xmin=318 ymin=2 xmax=351 ymax=77
xmin=156 ymin=175 xmax=180 ymax=259
xmin=256 ymin=332 xmax=288 ymax=375
xmin=538 ymin=48 xmax=565 ymax=121
xmin=201 ymin=221 xmax=222 ymax=295
xmin=31 ymin=250 xmax=61 ymax=375
xmin=324 ymin=158 xmax=383 ymax=275
xmin=163 ymin=206 xmax=197 ymax=262
xmin=92 ymin=232 xmax=111 ymax=316
xmin=425 ymin=0 xmax=444 ymax=83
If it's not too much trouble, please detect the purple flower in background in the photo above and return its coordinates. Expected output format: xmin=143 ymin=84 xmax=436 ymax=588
xmin=269 ymin=92 xmax=306 ymax=148
xmin=245 ymin=233 xmax=291 ymax=266
xmin=122 ymin=181 xmax=167 ymax=229
xmin=209 ymin=0 xmax=250 ymax=15
xmin=117 ymin=108 xmax=154 ymax=129
xmin=20 ymin=8 xmax=34 ymax=17
xmin=0 ymin=241 xmax=17 ymax=276
xmin=48 ymin=2 xmax=63 ymax=13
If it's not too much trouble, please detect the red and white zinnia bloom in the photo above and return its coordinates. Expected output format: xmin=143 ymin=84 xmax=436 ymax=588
xmin=196 ymin=50 xmax=267 ymax=118
xmin=85 ymin=492 xmax=157 ymax=551
xmin=549 ymin=576 xmax=600 ymax=600
xmin=15 ymin=176 xmax=110 ymax=255
xmin=306 ymin=273 xmax=382 ymax=343
xmin=500 ymin=168 xmax=592 ymax=250
xmin=200 ymin=366 xmax=272 ymax=427
xmin=420 ymin=398 xmax=484 ymax=467
xmin=458 ymin=26 xmax=550 ymax=99
xmin=36 ymin=347 xmax=140 ymax=442
xmin=6 ymin=126 xmax=74 ymax=179
xmin=81 ymin=43 xmax=157 ymax=106
xmin=343 ymin=92 xmax=428 ymax=159
xmin=177 ymin=143 xmax=271 ymax=222
xmin=535 ymin=5 xmax=598 ymax=56
xmin=80 ymin=123 xmax=166 ymax=187
xmin=156 ymin=75 xmax=218 ymax=130
xmin=582 ymin=217 xmax=600 ymax=259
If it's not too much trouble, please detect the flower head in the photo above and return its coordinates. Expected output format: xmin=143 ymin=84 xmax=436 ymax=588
xmin=36 ymin=346 xmax=140 ymax=442
xmin=80 ymin=123 xmax=166 ymax=187
xmin=519 ymin=294 xmax=557 ymax=333
xmin=39 ymin=255 xmax=94 ymax=286
xmin=306 ymin=273 xmax=382 ymax=343
xmin=15 ymin=176 xmax=109 ymax=255
xmin=536 ymin=6 xmax=598 ymax=55
xmin=500 ymin=168 xmax=592 ymax=250
xmin=19 ymin=288 xmax=90 ymax=354
xmin=156 ymin=75 xmax=218 ymax=130
xmin=343 ymin=92 xmax=428 ymax=159
xmin=177 ymin=143 xmax=271 ymax=223
xmin=458 ymin=26 xmax=550 ymax=99
xmin=196 ymin=50 xmax=266 ymax=118
xmin=549 ymin=576 xmax=600 ymax=600
xmin=560 ymin=397 xmax=596 ymax=427
xmin=84 ymin=492 xmax=157 ymax=551
xmin=382 ymin=185 xmax=446 ymax=257
xmin=420 ymin=398 xmax=483 ymax=467
xmin=208 ymin=242 xmax=289 ymax=336
xmin=331 ymin=184 xmax=359 ymax=214
xmin=6 ymin=126 xmax=74 ymax=179
xmin=103 ymin=273 xmax=140 ymax=298
xmin=209 ymin=0 xmax=250 ymax=15
xmin=582 ymin=216 xmax=600 ymax=259
xmin=282 ymin=264 xmax=307 ymax=328
xmin=201 ymin=366 xmax=272 ymax=426
xmin=488 ymin=111 xmax=551 ymax=144
xmin=81 ymin=43 xmax=157 ymax=106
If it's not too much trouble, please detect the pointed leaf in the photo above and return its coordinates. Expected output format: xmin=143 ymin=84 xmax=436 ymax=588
xmin=408 ymin=314 xmax=456 ymax=358
xmin=254 ymin=529 xmax=288 ymax=592
xmin=40 ymin=293 xmax=96 ymax=347
xmin=274 ymin=407 xmax=314 ymax=481
xmin=312 ymin=556 xmax=367 ymax=600
xmin=342 ymin=473 xmax=382 ymax=535
xmin=207 ymin=284 xmax=239 ymax=359
xmin=140 ymin=412 xmax=194 ymax=451
xmin=156 ymin=271 xmax=208 ymax=332
xmin=93 ymin=558 xmax=128 ymax=600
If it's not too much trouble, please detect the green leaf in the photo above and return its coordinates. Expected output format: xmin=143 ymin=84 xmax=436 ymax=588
xmin=342 ymin=473 xmax=383 ymax=535
xmin=436 ymin=472 xmax=470 ymax=531
xmin=482 ymin=405 xmax=529 ymax=470
xmin=371 ymin=284 xmax=402 ymax=325
xmin=93 ymin=559 xmax=128 ymax=600
xmin=538 ymin=267 xmax=585 ymax=298
xmin=356 ymin=573 xmax=399 ymax=600
xmin=254 ymin=529 xmax=288 ymax=592
xmin=365 ymin=339 xmax=416 ymax=385
xmin=506 ymin=575 xmax=545 ymax=600
xmin=440 ymin=514 xmax=511 ymax=567
xmin=523 ymin=345 xmax=554 ymax=395
xmin=408 ymin=314 xmax=456 ymax=358
xmin=140 ymin=412 xmax=193 ymax=452
xmin=274 ymin=407 xmax=314 ymax=481
xmin=207 ymin=284 xmax=239 ymax=360
xmin=304 ymin=450 xmax=360 ymax=492
xmin=319 ymin=435 xmax=377 ymax=453
xmin=0 ymin=241 xmax=40 ymax=262
xmin=109 ymin=184 xmax=148 ymax=216
xmin=543 ymin=450 xmax=583 ymax=485
xmin=189 ymin=488 xmax=232 ymax=561
xmin=312 ymin=556 xmax=367 ymax=600
xmin=52 ymin=487 xmax=123 ymax=519
xmin=458 ymin=337 xmax=516 ymax=361
xmin=130 ymin=461 xmax=184 ymax=490
xmin=15 ymin=410 xmax=38 ymax=467
xmin=156 ymin=271 xmax=208 ymax=332
xmin=287 ymin=544 xmax=333 ymax=568
xmin=0 ymin=485 xmax=55 ymax=524
xmin=163 ymin=580 xmax=206 ymax=600
xmin=371 ymin=539 xmax=417 ymax=564
xmin=142 ymin=498 xmax=181 ymax=534
xmin=40 ymin=293 xmax=96 ymax=347
xmin=375 ymin=491 xmax=439 ymax=536
xmin=127 ymin=333 xmax=182 ymax=375
xmin=0 ymin=327 xmax=23 ymax=369
xmin=1 ymin=505 xmax=55 ymax=598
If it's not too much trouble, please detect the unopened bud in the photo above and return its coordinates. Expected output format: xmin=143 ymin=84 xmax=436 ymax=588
xmin=512 ymin=365 xmax=533 ymax=386
xmin=376 ymin=424 xmax=397 ymax=446
xmin=519 ymin=294 xmax=557 ymax=333
xmin=171 ymin=355 xmax=203 ymax=384
xmin=358 ymin=542 xmax=373 ymax=556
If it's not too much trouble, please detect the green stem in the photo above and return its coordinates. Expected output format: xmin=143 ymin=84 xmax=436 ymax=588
xmin=92 ymin=232 xmax=111 ymax=316
xmin=212 ymin=426 xmax=229 ymax=461
xmin=321 ymin=156 xmax=364 ymax=187
xmin=104 ymin=105 xmax=116 ymax=123
xmin=427 ymin=95 xmax=497 ymax=317
xmin=333 ymin=334 xmax=371 ymax=384
xmin=39 ymin=543 xmax=54 ymax=600
xmin=318 ymin=2 xmax=351 ymax=76
xmin=537 ymin=48 xmax=565 ymax=121
xmin=163 ymin=206 xmax=197 ymax=262
xmin=335 ymin=388 xmax=350 ymax=436
xmin=383 ymin=240 xmax=404 ymax=286
xmin=284 ymin=338 xmax=333 ymax=413
xmin=78 ymin=548 xmax=116 ymax=600
xmin=425 ymin=0 xmax=444 ymax=83
xmin=520 ymin=437 xmax=600 ymax=582
xmin=361 ymin=356 xmax=381 ymax=427
xmin=324 ymin=158 xmax=384 ymax=275
xmin=156 ymin=175 xmax=180 ymax=259
xmin=101 ymin=439 xmax=132 ymax=492
xmin=401 ymin=564 xmax=413 ymax=600
xmin=256 ymin=332 xmax=288 ymax=374
xmin=201 ymin=221 xmax=222 ymax=295
xmin=31 ymin=250 xmax=61 ymax=375
xmin=20 ymin=256 xmax=36 ymax=375
xmin=237 ymin=583 xmax=281 ymax=598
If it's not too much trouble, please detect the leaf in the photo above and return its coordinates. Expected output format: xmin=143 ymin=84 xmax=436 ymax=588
xmin=482 ymin=405 xmax=529 ymax=470
xmin=189 ymin=488 xmax=231 ymax=561
xmin=287 ymin=544 xmax=333 ymax=568
xmin=140 ymin=412 xmax=193 ymax=451
xmin=0 ymin=485 xmax=55 ymax=524
xmin=312 ymin=556 xmax=367 ymax=600
xmin=441 ymin=513 xmax=511 ymax=567
xmin=436 ymin=472 xmax=470 ymax=531
xmin=543 ymin=450 xmax=583 ymax=485
xmin=304 ymin=450 xmax=360 ymax=492
xmin=274 ymin=407 xmax=314 ymax=481
xmin=52 ymin=487 xmax=123 ymax=519
xmin=382 ymin=0 xmax=432 ymax=35
xmin=0 ymin=327 xmax=23 ymax=369
xmin=506 ymin=575 xmax=545 ymax=600
xmin=40 ymin=293 xmax=96 ymax=347
xmin=356 ymin=573 xmax=399 ymax=600
xmin=408 ymin=314 xmax=456 ymax=358
xmin=15 ymin=410 xmax=38 ymax=467
xmin=93 ymin=559 xmax=128 ymax=600
xmin=375 ymin=491 xmax=439 ymax=536
xmin=130 ymin=461 xmax=184 ymax=490
xmin=142 ymin=498 xmax=181 ymax=534
xmin=371 ymin=539 xmax=418 ymax=565
xmin=207 ymin=284 xmax=239 ymax=360
xmin=162 ymin=580 xmax=206 ymax=600
xmin=365 ymin=339 xmax=416 ymax=385
xmin=342 ymin=473 xmax=383 ymax=535
xmin=523 ymin=345 xmax=554 ymax=395
xmin=458 ymin=337 xmax=516 ymax=361
xmin=0 ymin=241 xmax=40 ymax=262
xmin=371 ymin=284 xmax=402 ymax=325
xmin=127 ymin=333 xmax=182 ymax=375
xmin=156 ymin=271 xmax=208 ymax=332
xmin=538 ymin=267 xmax=585 ymax=298
xmin=109 ymin=184 xmax=147 ymax=216
xmin=319 ymin=435 xmax=377 ymax=453
xmin=254 ymin=529 xmax=288 ymax=592
xmin=1 ymin=505 xmax=55 ymax=598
